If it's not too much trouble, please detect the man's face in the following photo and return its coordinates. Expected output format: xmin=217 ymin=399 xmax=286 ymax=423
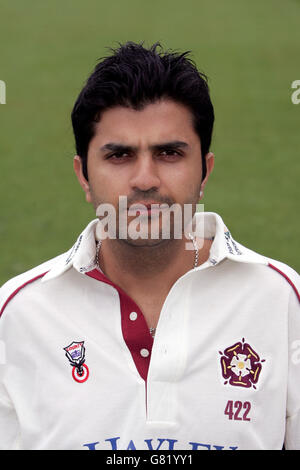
xmin=74 ymin=98 xmax=214 ymax=245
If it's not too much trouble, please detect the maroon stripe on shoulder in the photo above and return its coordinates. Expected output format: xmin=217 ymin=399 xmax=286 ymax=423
xmin=268 ymin=263 xmax=300 ymax=303
xmin=0 ymin=271 xmax=49 ymax=317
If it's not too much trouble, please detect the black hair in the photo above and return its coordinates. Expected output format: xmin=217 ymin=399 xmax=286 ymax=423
xmin=71 ymin=41 xmax=214 ymax=181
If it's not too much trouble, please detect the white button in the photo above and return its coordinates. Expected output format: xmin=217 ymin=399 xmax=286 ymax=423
xmin=129 ymin=311 xmax=138 ymax=321
xmin=140 ymin=348 xmax=149 ymax=358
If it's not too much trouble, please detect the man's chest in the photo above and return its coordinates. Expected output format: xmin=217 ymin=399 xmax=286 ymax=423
xmin=7 ymin=291 xmax=287 ymax=449
xmin=4 ymin=265 xmax=290 ymax=449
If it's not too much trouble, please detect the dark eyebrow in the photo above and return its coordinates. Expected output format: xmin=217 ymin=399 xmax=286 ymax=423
xmin=100 ymin=140 xmax=189 ymax=153
xmin=149 ymin=140 xmax=189 ymax=151
xmin=100 ymin=143 xmax=135 ymax=153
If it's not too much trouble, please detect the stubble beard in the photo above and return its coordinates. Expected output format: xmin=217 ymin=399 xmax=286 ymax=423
xmin=92 ymin=189 xmax=201 ymax=248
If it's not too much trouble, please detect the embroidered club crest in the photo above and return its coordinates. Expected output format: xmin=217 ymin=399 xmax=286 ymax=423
xmin=64 ymin=341 xmax=89 ymax=383
xmin=219 ymin=338 xmax=265 ymax=389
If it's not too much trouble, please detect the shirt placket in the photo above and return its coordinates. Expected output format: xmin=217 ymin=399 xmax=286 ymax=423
xmin=85 ymin=269 xmax=154 ymax=381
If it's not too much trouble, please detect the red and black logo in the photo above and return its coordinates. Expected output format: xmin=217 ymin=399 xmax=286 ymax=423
xmin=64 ymin=341 xmax=89 ymax=383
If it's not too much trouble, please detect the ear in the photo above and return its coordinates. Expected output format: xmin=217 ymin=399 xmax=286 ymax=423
xmin=73 ymin=155 xmax=92 ymax=204
xmin=199 ymin=152 xmax=214 ymax=200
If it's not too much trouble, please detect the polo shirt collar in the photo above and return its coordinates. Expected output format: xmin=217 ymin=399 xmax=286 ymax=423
xmin=41 ymin=212 xmax=268 ymax=283
xmin=198 ymin=212 xmax=268 ymax=267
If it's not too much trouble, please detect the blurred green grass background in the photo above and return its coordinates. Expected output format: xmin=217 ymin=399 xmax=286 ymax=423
xmin=0 ymin=0 xmax=299 ymax=284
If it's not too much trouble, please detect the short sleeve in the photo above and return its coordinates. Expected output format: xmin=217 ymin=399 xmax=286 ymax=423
xmin=0 ymin=386 xmax=20 ymax=450
xmin=285 ymin=284 xmax=300 ymax=449
xmin=0 ymin=287 xmax=20 ymax=449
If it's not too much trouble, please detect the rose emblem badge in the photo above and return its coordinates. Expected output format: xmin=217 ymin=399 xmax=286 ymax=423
xmin=219 ymin=338 xmax=265 ymax=389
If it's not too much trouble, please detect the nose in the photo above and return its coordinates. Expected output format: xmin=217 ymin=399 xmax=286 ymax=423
xmin=129 ymin=154 xmax=161 ymax=192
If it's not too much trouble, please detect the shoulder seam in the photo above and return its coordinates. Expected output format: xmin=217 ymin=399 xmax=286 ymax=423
xmin=268 ymin=263 xmax=300 ymax=303
xmin=0 ymin=271 xmax=49 ymax=318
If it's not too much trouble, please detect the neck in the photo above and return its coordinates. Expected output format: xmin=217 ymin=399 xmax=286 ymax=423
xmin=97 ymin=235 xmax=206 ymax=291
xmin=96 ymin=236 xmax=211 ymax=332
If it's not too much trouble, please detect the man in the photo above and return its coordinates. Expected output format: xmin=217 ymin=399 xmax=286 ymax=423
xmin=0 ymin=42 xmax=299 ymax=450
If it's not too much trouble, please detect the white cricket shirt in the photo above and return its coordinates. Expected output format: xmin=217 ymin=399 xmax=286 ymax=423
xmin=0 ymin=212 xmax=299 ymax=450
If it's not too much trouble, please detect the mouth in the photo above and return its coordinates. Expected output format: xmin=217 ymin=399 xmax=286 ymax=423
xmin=128 ymin=201 xmax=169 ymax=216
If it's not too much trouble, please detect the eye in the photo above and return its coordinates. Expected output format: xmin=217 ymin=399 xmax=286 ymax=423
xmin=106 ymin=152 xmax=130 ymax=162
xmin=159 ymin=149 xmax=182 ymax=160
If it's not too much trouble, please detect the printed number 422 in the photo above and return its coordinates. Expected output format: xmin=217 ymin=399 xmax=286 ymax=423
xmin=224 ymin=400 xmax=251 ymax=421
